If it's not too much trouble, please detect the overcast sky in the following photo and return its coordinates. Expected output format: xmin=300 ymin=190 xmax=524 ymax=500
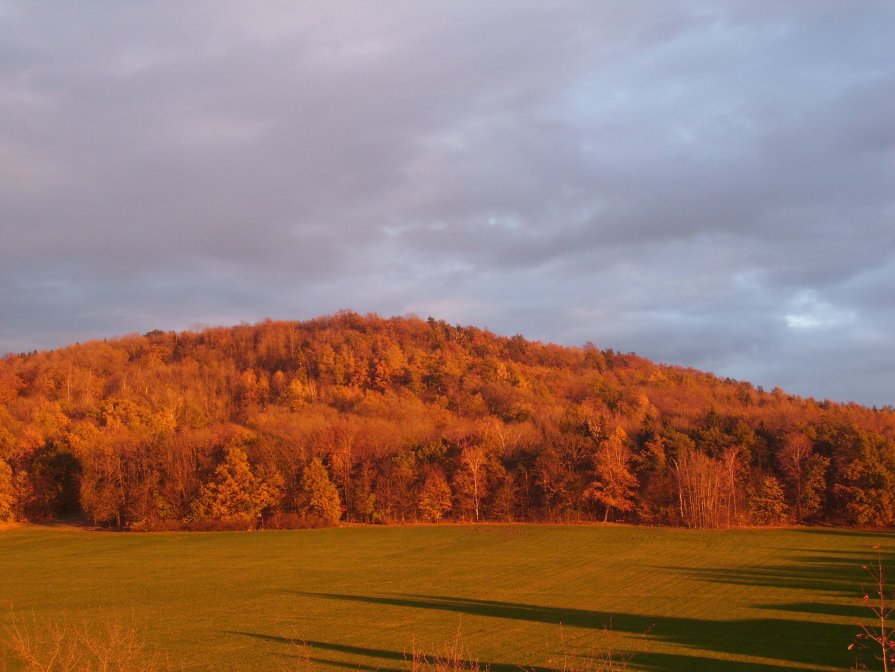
xmin=1 ymin=2 xmax=893 ymax=406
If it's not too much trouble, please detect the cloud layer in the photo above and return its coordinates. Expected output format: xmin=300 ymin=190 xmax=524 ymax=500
xmin=2 ymin=1 xmax=893 ymax=405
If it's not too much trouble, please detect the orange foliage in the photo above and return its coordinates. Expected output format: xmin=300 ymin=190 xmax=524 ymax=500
xmin=0 ymin=312 xmax=892 ymax=528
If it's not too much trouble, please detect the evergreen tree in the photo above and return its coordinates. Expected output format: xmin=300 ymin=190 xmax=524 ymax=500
xmin=192 ymin=446 xmax=278 ymax=528
xmin=301 ymin=457 xmax=342 ymax=525
xmin=0 ymin=460 xmax=15 ymax=522
xmin=418 ymin=468 xmax=452 ymax=522
xmin=749 ymin=474 xmax=788 ymax=525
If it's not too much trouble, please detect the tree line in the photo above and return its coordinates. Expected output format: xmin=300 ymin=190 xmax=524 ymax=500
xmin=1 ymin=312 xmax=893 ymax=529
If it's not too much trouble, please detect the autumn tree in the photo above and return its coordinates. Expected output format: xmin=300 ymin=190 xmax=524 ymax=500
xmin=350 ymin=457 xmax=379 ymax=523
xmin=778 ymin=431 xmax=828 ymax=523
xmin=418 ymin=468 xmax=452 ymax=522
xmin=381 ymin=449 xmax=418 ymax=522
xmin=824 ymin=421 xmax=895 ymax=526
xmin=285 ymin=377 xmax=315 ymax=411
xmin=635 ymin=433 xmax=677 ymax=524
xmin=78 ymin=432 xmax=126 ymax=528
xmin=0 ymin=366 xmax=22 ymax=405
xmin=192 ymin=446 xmax=279 ymax=528
xmin=301 ymin=457 xmax=342 ymax=525
xmin=749 ymin=474 xmax=788 ymax=525
xmin=487 ymin=462 xmax=518 ymax=521
xmin=533 ymin=441 xmax=574 ymax=521
xmin=719 ymin=446 xmax=744 ymax=527
xmin=585 ymin=427 xmax=638 ymax=522
xmin=27 ymin=443 xmax=81 ymax=518
xmin=158 ymin=428 xmax=213 ymax=521
xmin=326 ymin=422 xmax=355 ymax=519
xmin=0 ymin=460 xmax=15 ymax=521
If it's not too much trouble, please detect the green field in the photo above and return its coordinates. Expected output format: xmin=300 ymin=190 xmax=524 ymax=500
xmin=1 ymin=525 xmax=893 ymax=671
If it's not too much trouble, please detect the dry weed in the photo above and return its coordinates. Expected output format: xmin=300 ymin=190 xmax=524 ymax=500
xmin=407 ymin=626 xmax=485 ymax=672
xmin=4 ymin=612 xmax=160 ymax=672
xmin=546 ymin=624 xmax=633 ymax=672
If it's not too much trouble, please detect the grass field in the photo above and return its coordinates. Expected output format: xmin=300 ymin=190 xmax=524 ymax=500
xmin=1 ymin=524 xmax=893 ymax=671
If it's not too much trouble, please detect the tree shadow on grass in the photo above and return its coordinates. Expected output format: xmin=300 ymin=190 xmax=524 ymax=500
xmin=757 ymin=601 xmax=867 ymax=620
xmin=226 ymin=630 xmax=553 ymax=672
xmin=655 ymin=547 xmax=895 ymax=601
xmin=225 ymin=632 xmax=405 ymax=672
xmin=228 ymin=629 xmax=835 ymax=672
xmin=268 ymin=549 xmax=891 ymax=671
xmin=655 ymin=554 xmax=892 ymax=597
xmin=788 ymin=528 xmax=895 ymax=541
xmin=292 ymin=592 xmax=854 ymax=670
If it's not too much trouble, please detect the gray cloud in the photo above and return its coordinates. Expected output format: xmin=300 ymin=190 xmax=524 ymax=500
xmin=1 ymin=1 xmax=893 ymax=405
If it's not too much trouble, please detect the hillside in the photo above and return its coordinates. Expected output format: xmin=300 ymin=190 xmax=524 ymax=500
xmin=1 ymin=312 xmax=893 ymax=529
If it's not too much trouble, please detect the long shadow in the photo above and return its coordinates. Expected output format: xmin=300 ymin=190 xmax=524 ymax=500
xmin=227 ymin=630 xmax=555 ymax=672
xmin=632 ymin=650 xmax=841 ymax=672
xmin=295 ymin=592 xmax=603 ymax=628
xmin=277 ymin=548 xmax=892 ymax=670
xmin=226 ymin=631 xmax=404 ymax=672
xmin=228 ymin=630 xmax=838 ymax=672
xmin=655 ymin=552 xmax=894 ymax=597
xmin=654 ymin=547 xmax=895 ymax=604
xmin=773 ymin=547 xmax=895 ymax=557
xmin=294 ymin=592 xmax=856 ymax=669
xmin=659 ymin=562 xmax=856 ymax=595
xmin=757 ymin=601 xmax=868 ymax=619
xmin=788 ymin=528 xmax=895 ymax=541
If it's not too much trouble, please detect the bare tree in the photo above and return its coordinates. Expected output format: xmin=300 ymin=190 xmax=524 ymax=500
xmin=851 ymin=546 xmax=894 ymax=671
xmin=673 ymin=451 xmax=727 ymax=528
xmin=457 ymin=443 xmax=487 ymax=522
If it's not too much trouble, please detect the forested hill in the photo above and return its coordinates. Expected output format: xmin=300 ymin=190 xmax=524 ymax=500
xmin=1 ymin=312 xmax=894 ymax=530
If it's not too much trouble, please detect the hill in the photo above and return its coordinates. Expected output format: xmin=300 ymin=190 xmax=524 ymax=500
xmin=1 ymin=312 xmax=893 ymax=529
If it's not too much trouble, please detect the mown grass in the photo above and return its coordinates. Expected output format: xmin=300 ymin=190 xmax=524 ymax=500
xmin=1 ymin=524 xmax=893 ymax=671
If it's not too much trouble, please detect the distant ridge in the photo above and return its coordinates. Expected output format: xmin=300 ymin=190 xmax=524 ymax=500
xmin=1 ymin=312 xmax=893 ymax=529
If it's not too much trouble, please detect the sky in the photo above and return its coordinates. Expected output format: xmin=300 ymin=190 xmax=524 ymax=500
xmin=1 ymin=2 xmax=893 ymax=406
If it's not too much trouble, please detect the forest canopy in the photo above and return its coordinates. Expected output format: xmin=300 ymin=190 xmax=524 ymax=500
xmin=1 ymin=312 xmax=893 ymax=530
